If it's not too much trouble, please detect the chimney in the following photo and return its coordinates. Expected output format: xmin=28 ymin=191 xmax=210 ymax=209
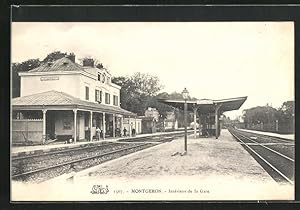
xmin=66 ymin=53 xmax=76 ymax=63
xmin=96 ymin=63 xmax=103 ymax=69
xmin=83 ymin=58 xmax=94 ymax=67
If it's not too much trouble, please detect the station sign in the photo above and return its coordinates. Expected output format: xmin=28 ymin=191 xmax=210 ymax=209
xmin=196 ymin=99 xmax=213 ymax=105
xmin=40 ymin=76 xmax=59 ymax=81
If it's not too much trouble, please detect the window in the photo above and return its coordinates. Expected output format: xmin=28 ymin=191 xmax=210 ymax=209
xmin=105 ymin=93 xmax=110 ymax=104
xmin=85 ymin=86 xmax=89 ymax=100
xmin=95 ymin=89 xmax=99 ymax=102
xmin=97 ymin=73 xmax=101 ymax=81
xmin=113 ymin=95 xmax=118 ymax=106
xmin=95 ymin=89 xmax=102 ymax=103
xmin=102 ymin=74 xmax=106 ymax=83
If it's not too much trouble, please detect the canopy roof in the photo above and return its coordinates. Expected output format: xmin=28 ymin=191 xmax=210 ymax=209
xmin=12 ymin=90 xmax=136 ymax=117
xmin=158 ymin=96 xmax=247 ymax=114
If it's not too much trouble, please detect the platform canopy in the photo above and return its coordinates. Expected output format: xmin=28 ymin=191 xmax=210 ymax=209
xmin=157 ymin=96 xmax=247 ymax=114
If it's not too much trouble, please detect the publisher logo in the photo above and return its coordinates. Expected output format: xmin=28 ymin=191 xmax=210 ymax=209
xmin=90 ymin=185 xmax=109 ymax=194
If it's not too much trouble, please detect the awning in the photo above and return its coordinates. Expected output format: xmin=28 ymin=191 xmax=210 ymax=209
xmin=157 ymin=96 xmax=247 ymax=114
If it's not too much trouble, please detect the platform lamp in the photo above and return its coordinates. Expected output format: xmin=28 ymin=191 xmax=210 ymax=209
xmin=182 ymin=87 xmax=189 ymax=154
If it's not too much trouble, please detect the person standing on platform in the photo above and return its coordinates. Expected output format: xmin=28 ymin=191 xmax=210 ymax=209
xmin=123 ymin=127 xmax=127 ymax=137
xmin=96 ymin=127 xmax=101 ymax=141
xmin=132 ymin=128 xmax=136 ymax=137
xmin=100 ymin=129 xmax=103 ymax=139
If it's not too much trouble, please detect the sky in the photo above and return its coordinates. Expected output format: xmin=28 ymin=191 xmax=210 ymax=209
xmin=11 ymin=22 xmax=294 ymax=119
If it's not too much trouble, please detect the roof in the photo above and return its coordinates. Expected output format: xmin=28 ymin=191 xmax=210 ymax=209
xmin=138 ymin=116 xmax=157 ymax=121
xmin=28 ymin=57 xmax=83 ymax=72
xmin=157 ymin=96 xmax=247 ymax=114
xmin=12 ymin=90 xmax=136 ymax=117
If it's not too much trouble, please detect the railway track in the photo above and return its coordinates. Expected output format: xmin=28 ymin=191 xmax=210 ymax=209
xmin=12 ymin=131 xmax=188 ymax=183
xmin=12 ymin=141 xmax=134 ymax=177
xmin=228 ymin=128 xmax=294 ymax=185
xmin=118 ymin=131 xmax=193 ymax=143
xmin=12 ymin=141 xmax=116 ymax=161
xmin=12 ymin=142 xmax=153 ymax=183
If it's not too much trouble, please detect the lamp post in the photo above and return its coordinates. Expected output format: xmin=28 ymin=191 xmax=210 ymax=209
xmin=182 ymin=87 xmax=189 ymax=154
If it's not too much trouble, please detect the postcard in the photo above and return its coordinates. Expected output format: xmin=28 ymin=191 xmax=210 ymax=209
xmin=10 ymin=9 xmax=295 ymax=201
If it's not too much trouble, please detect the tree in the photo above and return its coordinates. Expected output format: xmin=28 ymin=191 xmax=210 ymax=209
xmin=78 ymin=56 xmax=105 ymax=69
xmin=243 ymin=106 xmax=279 ymax=125
xmin=242 ymin=101 xmax=294 ymax=133
xmin=42 ymin=51 xmax=67 ymax=63
xmin=168 ymin=91 xmax=184 ymax=100
xmin=112 ymin=76 xmax=139 ymax=112
xmin=277 ymin=101 xmax=294 ymax=133
xmin=242 ymin=104 xmax=281 ymax=132
xmin=160 ymin=91 xmax=195 ymax=100
xmin=112 ymin=72 xmax=163 ymax=115
xmin=12 ymin=51 xmax=74 ymax=98
xmin=12 ymin=59 xmax=41 ymax=98
xmin=279 ymin=101 xmax=294 ymax=120
xmin=131 ymin=72 xmax=163 ymax=97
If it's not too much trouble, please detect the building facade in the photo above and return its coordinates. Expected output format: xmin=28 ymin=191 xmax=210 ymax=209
xmin=12 ymin=55 xmax=136 ymax=144
xmin=144 ymin=107 xmax=160 ymax=122
xmin=122 ymin=117 xmax=142 ymax=136
xmin=164 ymin=111 xmax=178 ymax=131
xmin=140 ymin=117 xmax=157 ymax=134
xmin=20 ymin=56 xmax=120 ymax=105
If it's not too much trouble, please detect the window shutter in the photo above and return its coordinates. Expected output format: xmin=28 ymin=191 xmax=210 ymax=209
xmin=85 ymin=86 xmax=89 ymax=100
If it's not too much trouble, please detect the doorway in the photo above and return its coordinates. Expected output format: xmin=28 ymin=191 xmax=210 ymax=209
xmin=46 ymin=111 xmax=56 ymax=139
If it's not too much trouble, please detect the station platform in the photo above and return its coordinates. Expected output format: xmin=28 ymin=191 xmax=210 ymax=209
xmin=68 ymin=129 xmax=292 ymax=200
xmin=78 ymin=129 xmax=274 ymax=182
xmin=11 ymin=130 xmax=187 ymax=157
xmin=238 ymin=129 xmax=294 ymax=141
xmin=12 ymin=129 xmax=294 ymax=201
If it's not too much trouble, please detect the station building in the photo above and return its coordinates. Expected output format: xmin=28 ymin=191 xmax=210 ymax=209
xmin=164 ymin=111 xmax=178 ymax=131
xmin=122 ymin=117 xmax=142 ymax=136
xmin=11 ymin=54 xmax=137 ymax=144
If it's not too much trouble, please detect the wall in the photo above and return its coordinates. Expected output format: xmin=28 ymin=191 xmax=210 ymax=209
xmin=20 ymin=74 xmax=80 ymax=97
xmin=54 ymin=111 xmax=74 ymax=136
xmin=244 ymin=121 xmax=294 ymax=134
xmin=123 ymin=118 xmax=140 ymax=135
xmin=20 ymin=69 xmax=121 ymax=108
xmin=165 ymin=121 xmax=174 ymax=129
xmin=79 ymin=70 xmax=120 ymax=106
xmin=53 ymin=111 xmax=87 ymax=140
xmin=141 ymin=119 xmax=156 ymax=134
xmin=12 ymin=119 xmax=43 ymax=144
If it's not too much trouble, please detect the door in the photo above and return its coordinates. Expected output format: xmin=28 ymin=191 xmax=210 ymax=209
xmin=46 ymin=111 xmax=56 ymax=139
